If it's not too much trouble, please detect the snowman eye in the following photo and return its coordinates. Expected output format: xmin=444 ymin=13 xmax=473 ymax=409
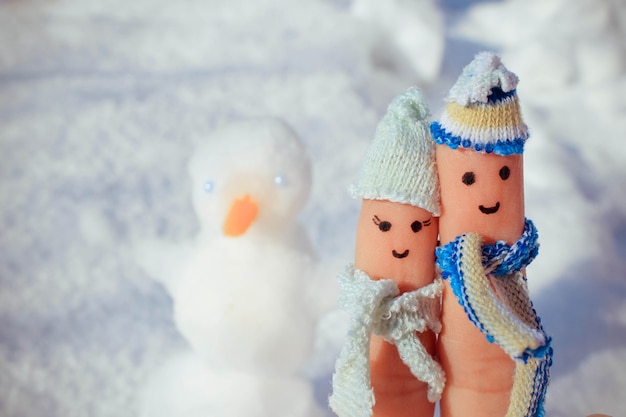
xmin=203 ymin=180 xmax=215 ymax=194
xmin=274 ymin=174 xmax=288 ymax=187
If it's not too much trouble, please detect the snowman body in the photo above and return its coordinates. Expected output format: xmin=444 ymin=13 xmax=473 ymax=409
xmin=139 ymin=119 xmax=324 ymax=417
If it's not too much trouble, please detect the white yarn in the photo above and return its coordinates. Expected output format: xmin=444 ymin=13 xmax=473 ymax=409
xmin=447 ymin=51 xmax=519 ymax=106
xmin=351 ymin=87 xmax=440 ymax=216
xmin=329 ymin=265 xmax=445 ymax=417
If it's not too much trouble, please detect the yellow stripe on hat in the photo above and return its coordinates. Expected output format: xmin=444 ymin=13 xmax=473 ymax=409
xmin=445 ymin=95 xmax=524 ymax=130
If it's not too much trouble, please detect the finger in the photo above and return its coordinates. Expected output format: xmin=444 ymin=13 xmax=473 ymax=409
xmin=331 ymin=86 xmax=442 ymax=417
xmin=369 ymin=332 xmax=436 ymax=417
xmin=432 ymin=52 xmax=550 ymax=417
xmin=355 ymin=199 xmax=439 ymax=417
xmin=436 ymin=141 xmax=526 ymax=417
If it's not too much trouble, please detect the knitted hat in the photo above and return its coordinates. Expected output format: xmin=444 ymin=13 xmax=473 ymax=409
xmin=351 ymin=87 xmax=440 ymax=216
xmin=430 ymin=51 xmax=529 ymax=156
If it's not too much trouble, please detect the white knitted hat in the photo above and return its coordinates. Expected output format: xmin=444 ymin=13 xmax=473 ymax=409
xmin=351 ymin=87 xmax=440 ymax=216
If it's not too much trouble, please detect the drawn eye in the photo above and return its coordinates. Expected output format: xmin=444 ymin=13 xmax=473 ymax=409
xmin=373 ymin=215 xmax=391 ymax=232
xmin=499 ymin=165 xmax=511 ymax=180
xmin=274 ymin=174 xmax=287 ymax=187
xmin=411 ymin=221 xmax=422 ymax=233
xmin=203 ymin=180 xmax=215 ymax=193
xmin=462 ymin=171 xmax=476 ymax=186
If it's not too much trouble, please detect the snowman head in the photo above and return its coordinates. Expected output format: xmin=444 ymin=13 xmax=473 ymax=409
xmin=188 ymin=119 xmax=312 ymax=239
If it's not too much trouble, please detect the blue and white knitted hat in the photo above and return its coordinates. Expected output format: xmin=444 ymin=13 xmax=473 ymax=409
xmin=430 ymin=51 xmax=529 ymax=156
xmin=351 ymin=87 xmax=440 ymax=216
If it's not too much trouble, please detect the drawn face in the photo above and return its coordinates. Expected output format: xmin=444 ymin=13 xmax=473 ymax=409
xmin=436 ymin=145 xmax=525 ymax=244
xmin=355 ymin=199 xmax=438 ymax=287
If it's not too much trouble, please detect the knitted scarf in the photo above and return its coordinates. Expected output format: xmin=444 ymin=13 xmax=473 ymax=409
xmin=436 ymin=218 xmax=552 ymax=417
xmin=329 ymin=265 xmax=445 ymax=417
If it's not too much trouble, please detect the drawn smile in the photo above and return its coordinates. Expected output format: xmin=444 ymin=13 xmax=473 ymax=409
xmin=392 ymin=249 xmax=409 ymax=259
xmin=479 ymin=202 xmax=500 ymax=214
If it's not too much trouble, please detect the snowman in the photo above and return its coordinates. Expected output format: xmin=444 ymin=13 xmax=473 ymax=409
xmin=138 ymin=119 xmax=327 ymax=417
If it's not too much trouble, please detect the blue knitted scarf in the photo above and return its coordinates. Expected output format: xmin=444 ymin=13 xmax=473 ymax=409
xmin=435 ymin=218 xmax=550 ymax=361
xmin=435 ymin=218 xmax=552 ymax=417
xmin=437 ymin=218 xmax=539 ymax=280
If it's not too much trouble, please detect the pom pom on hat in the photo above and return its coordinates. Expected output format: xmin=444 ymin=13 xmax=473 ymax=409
xmin=351 ymin=87 xmax=440 ymax=216
xmin=430 ymin=51 xmax=529 ymax=156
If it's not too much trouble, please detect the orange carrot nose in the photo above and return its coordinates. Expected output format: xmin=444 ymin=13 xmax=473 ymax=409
xmin=223 ymin=194 xmax=259 ymax=237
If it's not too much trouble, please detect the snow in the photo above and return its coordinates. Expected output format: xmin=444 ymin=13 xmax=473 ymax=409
xmin=0 ymin=0 xmax=625 ymax=416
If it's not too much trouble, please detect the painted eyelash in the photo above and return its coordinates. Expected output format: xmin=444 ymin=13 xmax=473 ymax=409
xmin=423 ymin=218 xmax=432 ymax=226
xmin=373 ymin=215 xmax=392 ymax=232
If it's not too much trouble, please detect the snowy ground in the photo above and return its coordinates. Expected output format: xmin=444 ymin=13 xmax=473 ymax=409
xmin=1 ymin=0 xmax=625 ymax=416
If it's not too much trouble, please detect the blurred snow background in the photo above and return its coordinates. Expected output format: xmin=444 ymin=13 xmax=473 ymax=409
xmin=0 ymin=0 xmax=625 ymax=416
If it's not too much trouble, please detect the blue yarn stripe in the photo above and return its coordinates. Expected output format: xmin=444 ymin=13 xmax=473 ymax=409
xmin=430 ymin=121 xmax=526 ymax=156
xmin=483 ymin=219 xmax=539 ymax=276
xmin=436 ymin=238 xmax=491 ymax=339
xmin=526 ymin=348 xmax=552 ymax=417
xmin=436 ymin=218 xmax=542 ymax=350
